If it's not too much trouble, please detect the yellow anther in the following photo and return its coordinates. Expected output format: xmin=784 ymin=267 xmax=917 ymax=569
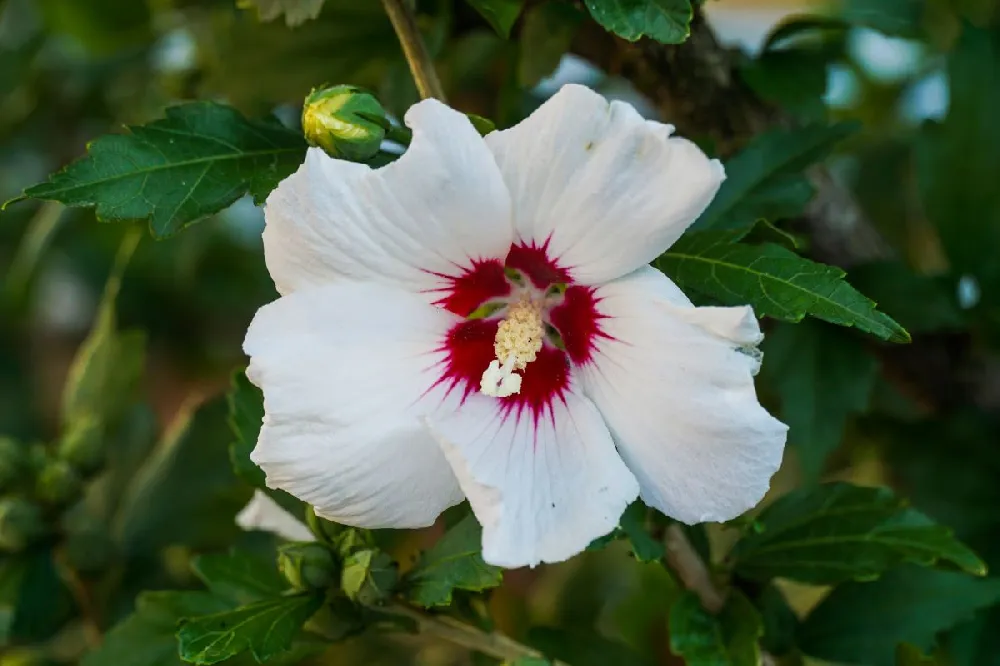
xmin=480 ymin=299 xmax=545 ymax=398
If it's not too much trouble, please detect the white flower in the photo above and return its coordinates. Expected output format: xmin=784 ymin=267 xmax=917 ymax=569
xmin=236 ymin=490 xmax=314 ymax=542
xmin=244 ymin=84 xmax=788 ymax=569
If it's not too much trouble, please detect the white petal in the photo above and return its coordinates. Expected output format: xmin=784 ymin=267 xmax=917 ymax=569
xmin=580 ymin=267 xmax=787 ymax=524
xmin=244 ymin=281 xmax=465 ymax=528
xmin=426 ymin=392 xmax=639 ymax=568
xmin=236 ymin=490 xmax=314 ymax=542
xmin=485 ymin=84 xmax=725 ymax=285
xmin=263 ymin=100 xmax=514 ymax=295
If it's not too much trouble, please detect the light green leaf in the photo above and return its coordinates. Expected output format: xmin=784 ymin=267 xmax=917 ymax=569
xmin=761 ymin=321 xmax=878 ymax=480
xmin=518 ymin=1 xmax=583 ymax=86
xmin=177 ymin=593 xmax=324 ymax=665
xmin=117 ymin=397 xmax=252 ymax=555
xmin=583 ymin=0 xmax=692 ymax=44
xmin=405 ymin=514 xmax=502 ymax=607
xmin=694 ymin=123 xmax=858 ymax=232
xmin=192 ymin=551 xmax=287 ymax=606
xmin=728 ymin=483 xmax=986 ymax=584
xmin=668 ymin=590 xmax=762 ymax=666
xmin=61 ymin=229 xmax=144 ymax=427
xmin=798 ymin=566 xmax=1000 ymax=666
xmin=11 ymin=103 xmax=306 ymax=238
xmin=655 ymin=235 xmax=910 ymax=342
xmin=466 ymin=0 xmax=526 ymax=38
xmin=237 ymin=0 xmax=326 ymax=26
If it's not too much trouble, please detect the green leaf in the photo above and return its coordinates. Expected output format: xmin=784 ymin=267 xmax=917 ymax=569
xmin=896 ymin=643 xmax=941 ymax=666
xmin=761 ymin=321 xmax=878 ymax=480
xmin=507 ymin=659 xmax=552 ymax=666
xmin=237 ymin=0 xmax=326 ymax=26
xmin=583 ymin=0 xmax=692 ymax=44
xmin=728 ymin=483 xmax=987 ymax=584
xmin=11 ymin=103 xmax=306 ymax=238
xmin=694 ymin=123 xmax=858 ymax=232
xmin=619 ymin=502 xmax=665 ymax=562
xmin=341 ymin=549 xmax=398 ymax=605
xmin=192 ymin=551 xmax=287 ymax=606
xmin=741 ymin=49 xmax=829 ymax=122
xmin=754 ymin=584 xmax=799 ymax=656
xmin=177 ymin=593 xmax=324 ymax=665
xmin=668 ymin=590 xmax=762 ymax=666
xmin=227 ymin=370 xmax=266 ymax=489
xmin=61 ymin=229 xmax=144 ymax=427
xmin=848 ymin=262 xmax=964 ymax=334
xmin=405 ymin=514 xmax=502 ymax=607
xmin=82 ymin=591 xmax=230 ymax=666
xmin=842 ymin=0 xmax=926 ymax=37
xmin=798 ymin=566 xmax=1000 ymax=666
xmin=656 ymin=235 xmax=910 ymax=342
xmin=518 ymin=1 xmax=584 ymax=87
xmin=466 ymin=0 xmax=525 ymax=38
xmin=0 ymin=550 xmax=75 ymax=645
xmin=528 ymin=627 xmax=652 ymax=666
xmin=117 ymin=397 xmax=252 ymax=555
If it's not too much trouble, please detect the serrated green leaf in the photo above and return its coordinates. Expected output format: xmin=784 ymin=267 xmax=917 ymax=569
xmin=729 ymin=483 xmax=986 ymax=584
xmin=668 ymin=590 xmax=762 ymax=666
xmin=694 ymin=123 xmax=858 ymax=232
xmin=117 ymin=397 xmax=252 ymax=555
xmin=761 ymin=321 xmax=878 ymax=481
xmin=583 ymin=0 xmax=692 ymax=44
xmin=192 ymin=551 xmax=287 ymax=606
xmin=466 ymin=0 xmax=525 ymax=38
xmin=655 ymin=234 xmax=910 ymax=342
xmin=12 ymin=103 xmax=306 ymax=238
xmin=178 ymin=593 xmax=323 ymax=665
xmin=405 ymin=514 xmax=502 ymax=607
xmin=799 ymin=566 xmax=1000 ymax=666
xmin=518 ymin=1 xmax=583 ymax=87
xmin=237 ymin=0 xmax=326 ymax=26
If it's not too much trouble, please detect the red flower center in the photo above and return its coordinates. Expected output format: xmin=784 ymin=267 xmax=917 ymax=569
xmin=431 ymin=242 xmax=608 ymax=422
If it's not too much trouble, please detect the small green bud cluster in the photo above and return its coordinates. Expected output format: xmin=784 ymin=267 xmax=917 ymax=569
xmin=278 ymin=541 xmax=337 ymax=590
xmin=302 ymin=85 xmax=388 ymax=162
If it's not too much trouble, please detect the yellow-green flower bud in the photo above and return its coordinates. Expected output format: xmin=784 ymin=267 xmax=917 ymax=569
xmin=57 ymin=416 xmax=105 ymax=475
xmin=0 ymin=498 xmax=45 ymax=553
xmin=302 ymin=85 xmax=386 ymax=162
xmin=35 ymin=460 xmax=82 ymax=507
xmin=0 ymin=437 xmax=25 ymax=492
xmin=277 ymin=541 xmax=337 ymax=590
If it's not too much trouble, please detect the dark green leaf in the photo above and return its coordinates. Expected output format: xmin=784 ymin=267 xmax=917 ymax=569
xmin=227 ymin=370 xmax=266 ymax=489
xmin=668 ymin=590 xmax=762 ymax=666
xmin=237 ymin=0 xmax=326 ymax=26
xmin=619 ymin=502 xmax=665 ymax=562
xmin=842 ymin=0 xmax=926 ymax=37
xmin=11 ymin=103 xmax=306 ymax=238
xmin=656 ymin=235 xmax=910 ymax=342
xmin=896 ymin=642 xmax=941 ymax=666
xmin=761 ymin=321 xmax=878 ymax=480
xmin=729 ymin=483 xmax=986 ymax=584
xmin=518 ymin=1 xmax=584 ymax=86
xmin=465 ymin=0 xmax=525 ymax=38
xmin=528 ymin=627 xmax=651 ymax=666
xmin=192 ymin=551 xmax=287 ymax=606
xmin=754 ymin=584 xmax=799 ymax=656
xmin=405 ymin=514 xmax=502 ymax=607
xmin=762 ymin=15 xmax=850 ymax=51
xmin=798 ymin=566 xmax=1000 ymax=666
xmin=507 ymin=658 xmax=552 ymax=666
xmin=0 ymin=550 xmax=74 ymax=645
xmin=849 ymin=262 xmax=965 ymax=334
xmin=117 ymin=397 xmax=252 ymax=555
xmin=694 ymin=123 xmax=858 ymax=232
xmin=177 ymin=593 xmax=324 ymax=665
xmin=583 ymin=0 xmax=692 ymax=44
xmin=741 ymin=49 xmax=829 ymax=122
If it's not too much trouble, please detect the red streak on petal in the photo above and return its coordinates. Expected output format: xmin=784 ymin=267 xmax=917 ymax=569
xmin=549 ymin=286 xmax=609 ymax=365
xmin=430 ymin=260 xmax=511 ymax=317
xmin=435 ymin=319 xmax=570 ymax=426
xmin=506 ymin=240 xmax=571 ymax=289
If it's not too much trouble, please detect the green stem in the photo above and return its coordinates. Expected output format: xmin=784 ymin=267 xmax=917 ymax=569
xmin=382 ymin=602 xmax=566 ymax=664
xmin=380 ymin=0 xmax=446 ymax=101
xmin=3 ymin=201 xmax=65 ymax=308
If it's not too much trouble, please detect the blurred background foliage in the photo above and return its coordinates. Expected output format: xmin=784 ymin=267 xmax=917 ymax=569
xmin=2 ymin=0 xmax=1000 ymax=664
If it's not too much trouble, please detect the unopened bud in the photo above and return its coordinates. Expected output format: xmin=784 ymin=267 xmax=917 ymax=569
xmin=57 ymin=416 xmax=105 ymax=475
xmin=0 ymin=437 xmax=25 ymax=492
xmin=36 ymin=460 xmax=82 ymax=507
xmin=0 ymin=498 xmax=46 ymax=553
xmin=302 ymin=85 xmax=386 ymax=162
xmin=341 ymin=548 xmax=397 ymax=605
xmin=278 ymin=541 xmax=337 ymax=590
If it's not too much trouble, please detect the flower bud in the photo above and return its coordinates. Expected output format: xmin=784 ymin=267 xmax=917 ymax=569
xmin=302 ymin=85 xmax=386 ymax=162
xmin=0 ymin=437 xmax=25 ymax=492
xmin=0 ymin=498 xmax=46 ymax=553
xmin=57 ymin=416 xmax=105 ymax=475
xmin=277 ymin=541 xmax=337 ymax=590
xmin=341 ymin=548 xmax=397 ymax=605
xmin=35 ymin=460 xmax=82 ymax=507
